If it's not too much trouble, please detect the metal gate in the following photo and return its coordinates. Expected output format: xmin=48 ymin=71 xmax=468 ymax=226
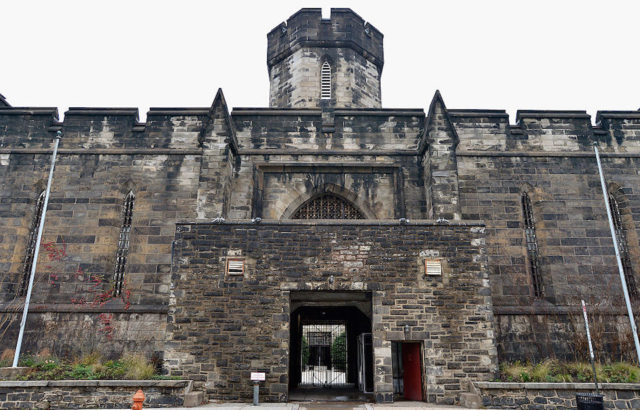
xmin=301 ymin=322 xmax=347 ymax=386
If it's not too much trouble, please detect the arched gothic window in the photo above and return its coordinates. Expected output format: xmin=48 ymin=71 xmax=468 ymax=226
xmin=522 ymin=192 xmax=543 ymax=297
xmin=114 ymin=191 xmax=135 ymax=296
xmin=608 ymin=192 xmax=638 ymax=298
xmin=320 ymin=62 xmax=331 ymax=100
xmin=293 ymin=194 xmax=363 ymax=220
xmin=20 ymin=191 xmax=46 ymax=296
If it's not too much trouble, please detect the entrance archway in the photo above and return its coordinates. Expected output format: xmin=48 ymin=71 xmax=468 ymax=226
xmin=289 ymin=292 xmax=373 ymax=401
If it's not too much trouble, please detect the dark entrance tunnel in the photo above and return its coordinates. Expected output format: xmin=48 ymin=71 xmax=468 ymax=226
xmin=289 ymin=304 xmax=372 ymax=391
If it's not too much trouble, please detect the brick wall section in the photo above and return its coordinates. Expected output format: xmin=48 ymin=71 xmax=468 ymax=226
xmin=166 ymin=221 xmax=497 ymax=404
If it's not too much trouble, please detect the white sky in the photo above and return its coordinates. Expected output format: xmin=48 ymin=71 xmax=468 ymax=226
xmin=2 ymin=0 xmax=639 ymax=122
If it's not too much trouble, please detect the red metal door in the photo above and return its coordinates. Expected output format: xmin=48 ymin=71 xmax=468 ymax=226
xmin=401 ymin=343 xmax=423 ymax=401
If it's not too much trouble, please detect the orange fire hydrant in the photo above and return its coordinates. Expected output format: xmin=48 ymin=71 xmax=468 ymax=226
xmin=132 ymin=389 xmax=145 ymax=410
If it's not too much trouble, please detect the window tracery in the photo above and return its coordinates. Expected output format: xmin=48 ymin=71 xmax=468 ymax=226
xmin=293 ymin=194 xmax=363 ymax=220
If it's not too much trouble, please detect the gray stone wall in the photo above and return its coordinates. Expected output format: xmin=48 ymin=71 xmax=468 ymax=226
xmin=453 ymin=110 xmax=640 ymax=361
xmin=476 ymin=382 xmax=640 ymax=409
xmin=228 ymin=109 xmax=426 ymax=221
xmin=166 ymin=220 xmax=497 ymax=404
xmin=0 ymin=103 xmax=233 ymax=359
xmin=268 ymin=48 xmax=381 ymax=109
xmin=0 ymin=380 xmax=190 ymax=409
xmin=267 ymin=9 xmax=383 ymax=109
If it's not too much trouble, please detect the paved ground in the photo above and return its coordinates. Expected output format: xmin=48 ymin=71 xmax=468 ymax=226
xmin=136 ymin=403 xmax=469 ymax=410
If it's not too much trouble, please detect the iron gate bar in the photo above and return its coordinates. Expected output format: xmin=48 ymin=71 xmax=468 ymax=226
xmin=300 ymin=322 xmax=347 ymax=387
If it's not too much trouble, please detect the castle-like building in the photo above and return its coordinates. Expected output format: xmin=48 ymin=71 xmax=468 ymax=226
xmin=1 ymin=8 xmax=639 ymax=405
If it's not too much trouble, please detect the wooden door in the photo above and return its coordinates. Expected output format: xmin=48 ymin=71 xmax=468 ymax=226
xmin=401 ymin=343 xmax=423 ymax=401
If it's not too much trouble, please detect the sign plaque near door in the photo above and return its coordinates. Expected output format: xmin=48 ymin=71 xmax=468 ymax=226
xmin=251 ymin=372 xmax=266 ymax=381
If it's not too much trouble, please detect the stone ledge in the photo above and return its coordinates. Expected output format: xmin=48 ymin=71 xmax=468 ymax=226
xmin=0 ymin=148 xmax=202 ymax=155
xmin=0 ymin=303 xmax=169 ymax=314
xmin=0 ymin=380 xmax=190 ymax=388
xmin=176 ymin=218 xmax=486 ymax=227
xmin=457 ymin=150 xmax=640 ymax=158
xmin=476 ymin=381 xmax=640 ymax=390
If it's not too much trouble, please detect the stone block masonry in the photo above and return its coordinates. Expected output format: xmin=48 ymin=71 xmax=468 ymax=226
xmin=166 ymin=220 xmax=497 ymax=405
xmin=0 ymin=380 xmax=192 ymax=408
xmin=475 ymin=382 xmax=640 ymax=409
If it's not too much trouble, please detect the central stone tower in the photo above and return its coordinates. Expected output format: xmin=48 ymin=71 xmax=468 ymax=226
xmin=267 ymin=8 xmax=384 ymax=109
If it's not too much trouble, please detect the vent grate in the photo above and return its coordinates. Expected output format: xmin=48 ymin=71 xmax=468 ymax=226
xmin=425 ymin=260 xmax=442 ymax=276
xmin=321 ymin=62 xmax=331 ymax=100
xmin=227 ymin=259 xmax=245 ymax=275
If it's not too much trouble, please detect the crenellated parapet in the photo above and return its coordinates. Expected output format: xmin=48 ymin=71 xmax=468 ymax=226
xmin=448 ymin=107 xmax=640 ymax=154
xmin=267 ymin=8 xmax=383 ymax=109
xmin=267 ymin=8 xmax=383 ymax=71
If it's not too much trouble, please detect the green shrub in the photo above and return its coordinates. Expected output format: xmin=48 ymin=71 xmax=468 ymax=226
xmin=67 ymin=364 xmax=93 ymax=380
xmin=79 ymin=352 xmax=102 ymax=367
xmin=501 ymin=361 xmax=529 ymax=382
xmin=500 ymin=360 xmax=640 ymax=383
xmin=10 ymin=352 xmax=159 ymax=381
xmin=601 ymin=362 xmax=639 ymax=383
xmin=18 ymin=355 xmax=37 ymax=367
xmin=123 ymin=354 xmax=155 ymax=380
xmin=331 ymin=332 xmax=347 ymax=372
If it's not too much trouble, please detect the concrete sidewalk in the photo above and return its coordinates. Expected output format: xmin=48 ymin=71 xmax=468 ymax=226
xmin=133 ymin=403 xmax=470 ymax=410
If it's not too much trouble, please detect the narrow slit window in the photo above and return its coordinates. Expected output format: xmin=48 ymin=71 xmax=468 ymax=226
xmin=321 ymin=62 xmax=331 ymax=100
xmin=522 ymin=192 xmax=543 ymax=297
xmin=608 ymin=193 xmax=637 ymax=297
xmin=114 ymin=191 xmax=135 ymax=296
xmin=20 ymin=191 xmax=46 ymax=296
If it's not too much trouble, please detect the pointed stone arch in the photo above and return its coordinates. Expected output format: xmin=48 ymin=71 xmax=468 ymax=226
xmin=281 ymin=184 xmax=376 ymax=220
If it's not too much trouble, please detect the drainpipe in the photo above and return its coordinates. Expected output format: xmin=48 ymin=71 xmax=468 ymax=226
xmin=12 ymin=131 xmax=62 ymax=367
xmin=594 ymin=143 xmax=640 ymax=364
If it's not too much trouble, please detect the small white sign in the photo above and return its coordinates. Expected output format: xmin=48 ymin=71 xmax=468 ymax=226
xmin=251 ymin=372 xmax=265 ymax=381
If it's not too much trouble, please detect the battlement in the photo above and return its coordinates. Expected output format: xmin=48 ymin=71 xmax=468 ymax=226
xmin=449 ymin=108 xmax=640 ymax=153
xmin=267 ymin=8 xmax=384 ymax=71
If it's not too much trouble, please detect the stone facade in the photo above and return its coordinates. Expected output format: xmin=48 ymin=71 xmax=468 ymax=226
xmin=475 ymin=382 xmax=640 ymax=409
xmin=0 ymin=6 xmax=639 ymax=406
xmin=268 ymin=8 xmax=383 ymax=109
xmin=454 ymin=110 xmax=640 ymax=361
xmin=0 ymin=380 xmax=192 ymax=409
xmin=165 ymin=221 xmax=496 ymax=403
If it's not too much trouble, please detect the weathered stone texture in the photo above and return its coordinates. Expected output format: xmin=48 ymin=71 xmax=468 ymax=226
xmin=0 ymin=107 xmax=220 ymax=358
xmin=0 ymin=380 xmax=190 ymax=409
xmin=476 ymin=382 xmax=640 ymax=409
xmin=267 ymin=8 xmax=383 ymax=109
xmin=1 ymin=6 xmax=640 ymax=406
xmin=228 ymin=110 xmax=426 ymax=221
xmin=166 ymin=221 xmax=497 ymax=404
xmin=454 ymin=110 xmax=640 ymax=361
